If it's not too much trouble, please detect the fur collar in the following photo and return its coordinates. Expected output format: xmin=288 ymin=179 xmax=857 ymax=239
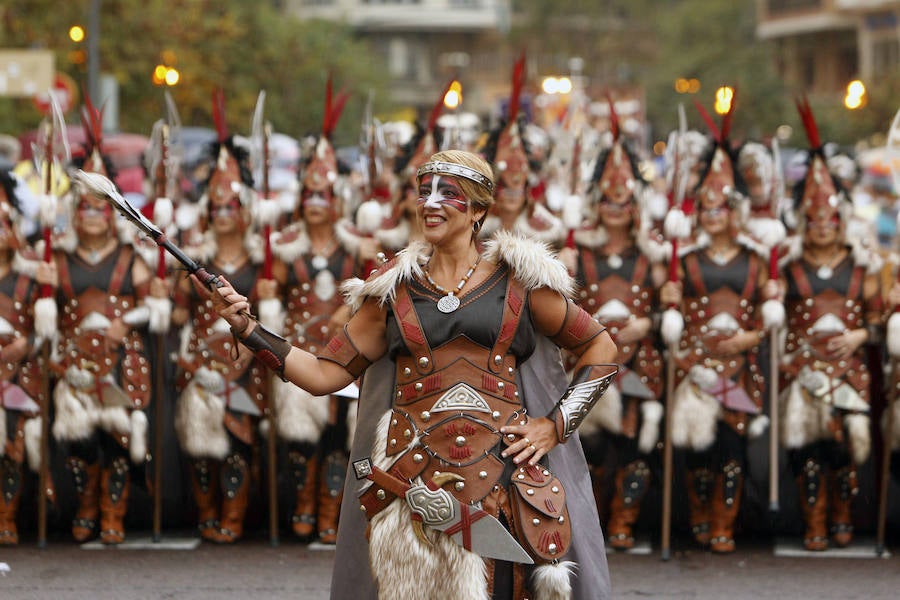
xmin=341 ymin=229 xmax=574 ymax=312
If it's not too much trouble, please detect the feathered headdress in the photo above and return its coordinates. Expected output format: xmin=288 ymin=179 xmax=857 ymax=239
xmin=483 ymin=52 xmax=530 ymax=193
xmin=794 ymin=96 xmax=843 ymax=226
xmin=301 ymin=75 xmax=350 ymax=195
xmin=394 ymin=78 xmax=454 ymax=185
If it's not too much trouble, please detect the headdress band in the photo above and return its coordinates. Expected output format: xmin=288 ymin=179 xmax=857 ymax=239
xmin=417 ymin=161 xmax=494 ymax=193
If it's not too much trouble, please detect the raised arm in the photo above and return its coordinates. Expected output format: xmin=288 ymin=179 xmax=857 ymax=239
xmin=192 ymin=274 xmax=387 ymax=396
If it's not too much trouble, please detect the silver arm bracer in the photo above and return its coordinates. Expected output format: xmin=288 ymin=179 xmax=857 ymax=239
xmin=550 ymin=364 xmax=618 ymax=442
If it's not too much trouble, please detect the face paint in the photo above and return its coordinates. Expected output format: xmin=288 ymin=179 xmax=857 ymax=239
xmin=417 ymin=175 xmax=468 ymax=213
xmin=211 ymin=197 xmax=241 ymax=219
xmin=302 ymin=191 xmax=331 ymax=209
xmin=77 ymin=199 xmax=112 ymax=219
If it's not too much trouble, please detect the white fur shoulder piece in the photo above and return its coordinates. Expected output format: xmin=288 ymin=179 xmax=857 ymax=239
xmin=481 ymin=229 xmax=574 ymax=298
xmin=340 ymin=240 xmax=429 ymax=312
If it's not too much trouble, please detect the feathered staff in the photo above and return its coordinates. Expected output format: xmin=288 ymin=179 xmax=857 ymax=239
xmin=33 ymin=92 xmax=69 ymax=548
xmin=250 ymin=89 xmax=281 ymax=548
xmin=878 ymin=104 xmax=900 ymax=556
xmin=659 ymin=102 xmax=694 ymax=561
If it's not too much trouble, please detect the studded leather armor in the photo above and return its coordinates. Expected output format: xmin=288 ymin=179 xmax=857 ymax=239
xmin=676 ymin=249 xmax=764 ymax=433
xmin=54 ymin=246 xmax=150 ymax=411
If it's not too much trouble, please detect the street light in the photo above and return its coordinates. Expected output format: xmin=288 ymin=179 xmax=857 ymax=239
xmin=714 ymin=86 xmax=734 ymax=115
xmin=69 ymin=25 xmax=85 ymax=43
xmin=444 ymin=80 xmax=462 ymax=109
xmin=844 ymin=80 xmax=866 ymax=110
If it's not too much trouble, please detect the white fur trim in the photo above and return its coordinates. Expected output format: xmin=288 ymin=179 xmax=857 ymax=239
xmin=52 ymin=379 xmax=97 ymax=442
xmin=638 ymin=400 xmax=664 ymax=454
xmin=130 ymin=410 xmax=148 ymax=464
xmin=579 ymin=382 xmax=621 ymax=437
xmin=746 ymin=217 xmax=786 ymax=248
xmin=174 ymin=380 xmax=230 ymax=460
xmin=531 ymin=561 xmax=576 ymax=600
xmin=175 ymin=202 xmax=200 ymax=232
xmin=846 ymin=413 xmax=870 ymax=465
xmin=562 ymin=194 xmax=583 ymax=230
xmin=356 ymin=200 xmax=384 ymax=235
xmin=761 ymin=299 xmax=786 ymax=331
xmin=660 ymin=308 xmax=684 ymax=346
xmin=671 ymin=375 xmax=719 ymax=451
xmin=375 ymin=220 xmax=411 ymax=252
xmin=334 ymin=219 xmax=364 ymax=257
xmin=341 ymin=240 xmax=427 ymax=312
xmin=257 ymin=297 xmax=285 ymax=333
xmin=145 ymin=296 xmax=173 ymax=334
xmin=271 ymin=223 xmax=311 ymax=263
xmin=887 ymin=312 xmax=900 ymax=359
xmin=24 ymin=416 xmax=41 ymax=472
xmin=96 ymin=406 xmax=131 ymax=437
xmin=780 ymin=381 xmax=830 ymax=449
xmin=272 ymin=378 xmax=329 ymax=442
xmin=663 ymin=208 xmax=691 ymax=240
xmin=481 ymin=230 xmax=574 ymax=297
xmin=153 ymin=197 xmax=174 ymax=229
xmin=748 ymin=414 xmax=770 ymax=439
xmin=254 ymin=197 xmax=282 ymax=228
xmin=122 ymin=305 xmax=151 ymax=327
xmin=34 ymin=296 xmax=58 ymax=340
xmin=573 ymin=227 xmax=607 ymax=250
xmin=368 ymin=410 xmax=489 ymax=600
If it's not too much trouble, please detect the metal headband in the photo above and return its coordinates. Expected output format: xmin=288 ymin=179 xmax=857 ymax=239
xmin=417 ymin=161 xmax=494 ymax=193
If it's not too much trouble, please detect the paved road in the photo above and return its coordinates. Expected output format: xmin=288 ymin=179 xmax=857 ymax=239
xmin=2 ymin=533 xmax=899 ymax=599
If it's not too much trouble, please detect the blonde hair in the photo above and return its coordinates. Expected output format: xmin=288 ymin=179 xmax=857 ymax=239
xmin=424 ymin=150 xmax=495 ymax=215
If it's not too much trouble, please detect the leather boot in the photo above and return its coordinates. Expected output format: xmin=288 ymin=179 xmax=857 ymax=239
xmin=289 ymin=450 xmax=318 ymax=539
xmin=589 ymin=465 xmax=606 ymax=524
xmin=685 ymin=468 xmax=714 ymax=545
xmin=607 ymin=460 xmax=650 ymax=550
xmin=68 ymin=457 xmax=101 ymax=542
xmin=191 ymin=459 xmax=221 ymax=542
xmin=0 ymin=457 xmax=22 ymax=545
xmin=709 ymin=461 xmax=743 ymax=554
xmin=211 ymin=453 xmax=250 ymax=544
xmin=829 ymin=466 xmax=858 ymax=548
xmin=797 ymin=460 xmax=828 ymax=551
xmin=100 ymin=456 xmax=130 ymax=545
xmin=317 ymin=450 xmax=347 ymax=544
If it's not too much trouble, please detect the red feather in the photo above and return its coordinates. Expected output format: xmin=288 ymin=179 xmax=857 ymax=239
xmin=212 ymin=88 xmax=228 ymax=142
xmin=507 ymin=51 xmax=526 ymax=123
xmin=795 ymin=96 xmax=821 ymax=150
xmin=606 ymin=93 xmax=619 ymax=141
xmin=693 ymin=98 xmax=720 ymax=144
xmin=81 ymin=86 xmax=103 ymax=151
xmin=325 ymin=88 xmax=350 ymax=139
xmin=323 ymin=75 xmax=333 ymax=136
xmin=428 ymin=79 xmax=455 ymax=133
xmin=720 ymin=85 xmax=737 ymax=142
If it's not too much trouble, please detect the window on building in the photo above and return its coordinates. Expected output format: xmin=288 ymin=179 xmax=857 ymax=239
xmin=301 ymin=0 xmax=334 ymax=5
xmin=873 ymin=38 xmax=900 ymax=77
xmin=766 ymin=0 xmax=821 ymax=14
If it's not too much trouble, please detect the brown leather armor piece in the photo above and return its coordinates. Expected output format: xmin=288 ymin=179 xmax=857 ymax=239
xmin=508 ymin=464 xmax=572 ymax=562
xmin=284 ymin=253 xmax=355 ymax=353
xmin=549 ymin=299 xmax=605 ymax=351
xmin=318 ymin=325 xmax=372 ymax=378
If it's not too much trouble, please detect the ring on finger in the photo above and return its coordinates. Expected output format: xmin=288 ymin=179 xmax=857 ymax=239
xmin=522 ymin=437 xmax=530 ymax=445
xmin=529 ymin=444 xmax=536 ymax=451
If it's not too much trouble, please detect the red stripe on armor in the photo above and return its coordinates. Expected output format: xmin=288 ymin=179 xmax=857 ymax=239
xmin=567 ymin=309 xmax=591 ymax=339
xmin=443 ymin=505 xmax=491 ymax=550
xmin=508 ymin=288 xmax=523 ymax=316
xmin=525 ymin=464 xmax=545 ymax=483
xmin=402 ymin=383 xmax=417 ymax=399
xmin=326 ymin=337 xmax=344 ymax=353
xmin=539 ymin=530 xmax=550 ymax=552
xmin=444 ymin=423 xmax=458 ymax=436
xmin=482 ymin=373 xmax=498 ymax=392
xmin=424 ymin=374 xmax=441 ymax=393
xmin=544 ymin=498 xmax=557 ymax=514
xmin=401 ymin=321 xmax=426 ymax=345
xmin=395 ymin=292 xmax=412 ymax=317
xmin=450 ymin=446 xmax=472 ymax=460
xmin=498 ymin=320 xmax=517 ymax=343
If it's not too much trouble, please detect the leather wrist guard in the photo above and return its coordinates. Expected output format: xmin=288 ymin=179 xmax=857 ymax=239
xmin=317 ymin=324 xmax=372 ymax=378
xmin=549 ymin=364 xmax=618 ymax=443
xmin=236 ymin=323 xmax=292 ymax=381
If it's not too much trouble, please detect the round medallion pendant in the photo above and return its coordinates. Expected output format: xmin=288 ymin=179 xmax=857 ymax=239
xmin=816 ymin=266 xmax=833 ymax=280
xmin=311 ymin=255 xmax=328 ymax=270
xmin=437 ymin=294 xmax=461 ymax=314
xmin=607 ymin=254 xmax=623 ymax=270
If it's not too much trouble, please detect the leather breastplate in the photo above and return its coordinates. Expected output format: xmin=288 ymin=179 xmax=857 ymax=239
xmin=385 ymin=276 xmax=527 ymax=506
xmin=284 ymin=251 xmax=355 ymax=353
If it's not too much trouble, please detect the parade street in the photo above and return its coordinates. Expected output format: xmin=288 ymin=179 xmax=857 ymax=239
xmin=2 ymin=534 xmax=899 ymax=599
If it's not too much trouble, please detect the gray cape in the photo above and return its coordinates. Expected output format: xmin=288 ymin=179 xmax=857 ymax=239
xmin=329 ymin=334 xmax=612 ymax=599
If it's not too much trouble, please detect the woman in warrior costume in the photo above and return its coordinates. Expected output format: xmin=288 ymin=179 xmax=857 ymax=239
xmin=0 ymin=170 xmax=47 ymax=545
xmin=557 ymin=112 xmax=666 ymax=551
xmin=776 ymin=99 xmax=881 ymax=552
xmin=39 ymin=103 xmax=166 ymax=544
xmin=659 ymin=101 xmax=771 ymax=554
xmin=197 ymin=150 xmax=617 ymax=600
xmin=268 ymin=105 xmax=358 ymax=543
xmin=172 ymin=100 xmax=281 ymax=544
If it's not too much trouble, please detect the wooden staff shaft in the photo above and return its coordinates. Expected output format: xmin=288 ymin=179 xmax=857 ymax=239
xmin=660 ymin=343 xmax=676 ymax=561
xmin=768 ymin=329 xmax=780 ymax=513
xmin=877 ymin=365 xmax=896 ymax=556
xmin=37 ymin=343 xmax=50 ymax=549
xmin=267 ymin=374 xmax=279 ymax=547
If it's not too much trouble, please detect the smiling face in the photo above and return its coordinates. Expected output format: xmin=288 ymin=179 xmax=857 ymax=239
xmin=417 ymin=174 xmax=482 ymax=245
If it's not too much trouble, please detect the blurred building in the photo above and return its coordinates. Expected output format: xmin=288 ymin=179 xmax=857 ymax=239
xmin=756 ymin=0 xmax=900 ymax=95
xmin=283 ymin=0 xmax=515 ymax=119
